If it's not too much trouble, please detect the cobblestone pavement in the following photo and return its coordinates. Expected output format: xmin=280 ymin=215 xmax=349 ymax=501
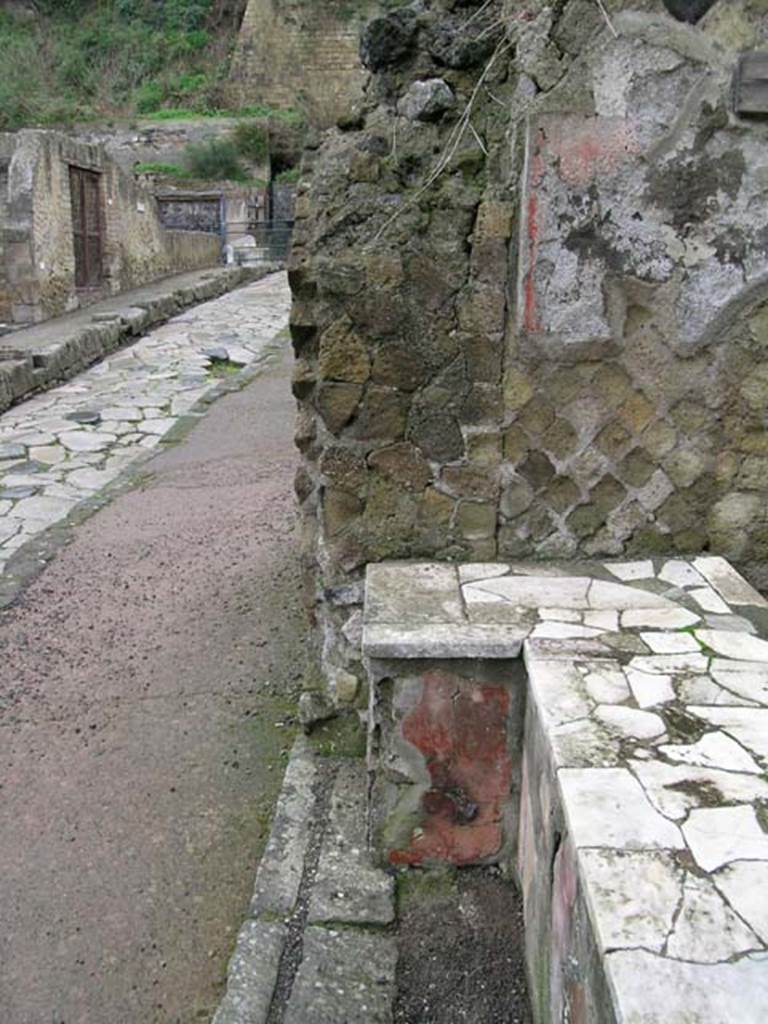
xmin=0 ymin=272 xmax=290 ymax=575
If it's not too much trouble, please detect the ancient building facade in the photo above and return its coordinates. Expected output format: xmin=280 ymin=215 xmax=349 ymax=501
xmin=288 ymin=0 xmax=768 ymax=695
xmin=0 ymin=130 xmax=220 ymax=326
xmin=228 ymin=0 xmax=382 ymax=126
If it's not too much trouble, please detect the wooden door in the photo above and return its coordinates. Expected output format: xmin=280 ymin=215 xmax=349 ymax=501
xmin=69 ymin=166 xmax=103 ymax=290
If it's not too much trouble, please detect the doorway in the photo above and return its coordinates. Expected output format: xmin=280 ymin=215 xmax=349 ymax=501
xmin=69 ymin=166 xmax=104 ymax=291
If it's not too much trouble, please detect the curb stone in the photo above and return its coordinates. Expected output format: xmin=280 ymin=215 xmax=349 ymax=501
xmin=212 ymin=739 xmax=397 ymax=1024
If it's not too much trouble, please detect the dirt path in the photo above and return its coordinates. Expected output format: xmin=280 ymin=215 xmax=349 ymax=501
xmin=0 ymin=344 xmax=307 ymax=1023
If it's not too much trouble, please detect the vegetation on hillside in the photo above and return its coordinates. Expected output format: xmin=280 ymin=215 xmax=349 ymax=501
xmin=0 ymin=0 xmax=253 ymax=130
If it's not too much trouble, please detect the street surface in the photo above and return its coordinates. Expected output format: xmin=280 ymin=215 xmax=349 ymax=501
xmin=0 ymin=274 xmax=309 ymax=1023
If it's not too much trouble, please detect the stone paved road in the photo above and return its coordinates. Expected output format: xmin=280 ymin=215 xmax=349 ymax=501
xmin=0 ymin=272 xmax=308 ymax=1023
xmin=0 ymin=272 xmax=290 ymax=574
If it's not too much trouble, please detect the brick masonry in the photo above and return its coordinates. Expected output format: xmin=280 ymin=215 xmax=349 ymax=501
xmin=228 ymin=0 xmax=382 ymax=126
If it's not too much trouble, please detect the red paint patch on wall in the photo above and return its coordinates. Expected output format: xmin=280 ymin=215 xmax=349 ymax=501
xmin=543 ymin=117 xmax=639 ymax=187
xmin=389 ymin=669 xmax=512 ymax=866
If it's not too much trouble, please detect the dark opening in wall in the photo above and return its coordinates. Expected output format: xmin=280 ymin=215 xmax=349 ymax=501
xmin=662 ymin=0 xmax=718 ymax=23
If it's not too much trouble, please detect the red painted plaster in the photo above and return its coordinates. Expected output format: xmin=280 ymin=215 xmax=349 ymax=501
xmin=544 ymin=117 xmax=639 ymax=187
xmin=389 ymin=669 xmax=512 ymax=866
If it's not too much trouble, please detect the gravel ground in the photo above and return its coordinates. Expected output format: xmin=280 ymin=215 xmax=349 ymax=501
xmin=395 ymin=866 xmax=532 ymax=1024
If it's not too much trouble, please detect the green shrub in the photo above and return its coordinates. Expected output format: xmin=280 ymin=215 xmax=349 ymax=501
xmin=0 ymin=0 xmax=224 ymax=130
xmin=275 ymin=167 xmax=300 ymax=185
xmin=233 ymin=120 xmax=269 ymax=164
xmin=136 ymin=80 xmax=164 ymax=114
xmin=183 ymin=138 xmax=247 ymax=182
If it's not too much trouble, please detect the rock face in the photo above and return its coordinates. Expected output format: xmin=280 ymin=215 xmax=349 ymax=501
xmin=360 ymin=8 xmax=420 ymax=71
xmin=288 ymin=0 xmax=768 ymax=683
xmin=397 ymin=78 xmax=455 ymax=121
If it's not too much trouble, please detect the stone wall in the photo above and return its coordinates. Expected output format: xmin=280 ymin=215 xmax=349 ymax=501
xmin=0 ymin=130 xmax=221 ymax=325
xmin=74 ymin=117 xmax=271 ymax=182
xmin=229 ymin=0 xmax=382 ymax=126
xmin=163 ymin=228 xmax=222 ymax=272
xmin=289 ymin=0 xmax=768 ymax=695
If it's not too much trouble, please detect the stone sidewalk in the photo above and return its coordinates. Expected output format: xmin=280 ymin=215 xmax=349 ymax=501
xmin=0 ymin=265 xmax=273 ymax=413
xmin=0 ymin=272 xmax=290 ymax=583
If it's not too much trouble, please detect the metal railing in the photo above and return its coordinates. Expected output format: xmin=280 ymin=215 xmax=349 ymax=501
xmin=225 ymin=219 xmax=294 ymax=266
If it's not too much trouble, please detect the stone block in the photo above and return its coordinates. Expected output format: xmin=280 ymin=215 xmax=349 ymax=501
xmin=368 ymin=443 xmax=432 ymax=492
xmin=504 ymin=367 xmax=534 ymax=411
xmin=315 ymin=383 xmax=363 ymax=434
xmin=320 ymin=446 xmax=367 ymax=494
xmin=441 ymin=464 xmax=499 ymax=501
xmin=596 ymin=420 xmax=632 ymax=460
xmin=474 ymin=201 xmax=514 ymax=241
xmin=501 ymin=476 xmax=535 ymax=519
xmin=307 ymin=763 xmax=394 ymax=925
xmin=212 ymin=920 xmax=286 ymax=1024
xmin=542 ymin=417 xmax=580 ymax=460
xmin=324 ymin=488 xmax=364 ymax=536
xmin=349 ymin=386 xmax=408 ymax=441
xmin=283 ymin=927 xmax=397 ymax=1024
xmin=518 ymin=398 xmax=555 ymax=436
xmin=618 ymin=392 xmax=655 ymax=434
xmin=456 ymin=500 xmax=497 ymax=540
xmin=318 ymin=317 xmax=370 ymax=384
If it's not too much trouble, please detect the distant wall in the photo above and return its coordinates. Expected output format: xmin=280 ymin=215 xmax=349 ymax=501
xmin=0 ymin=130 xmax=221 ymax=325
xmin=75 ymin=118 xmax=270 ymax=183
xmin=163 ymin=229 xmax=222 ymax=273
xmin=229 ymin=0 xmax=381 ymax=126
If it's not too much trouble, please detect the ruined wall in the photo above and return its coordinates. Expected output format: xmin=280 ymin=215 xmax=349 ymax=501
xmin=289 ymin=0 xmax=768 ymax=695
xmin=0 ymin=130 xmax=221 ymax=324
xmin=74 ymin=117 xmax=270 ymax=179
xmin=229 ymin=0 xmax=382 ymax=126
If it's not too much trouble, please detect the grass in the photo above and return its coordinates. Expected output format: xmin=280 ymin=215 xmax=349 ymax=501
xmin=207 ymin=358 xmax=244 ymax=378
xmin=275 ymin=167 xmax=300 ymax=185
xmin=0 ymin=1 xmax=239 ymax=130
xmin=138 ymin=104 xmax=305 ymax=125
xmin=134 ymin=162 xmax=193 ymax=178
